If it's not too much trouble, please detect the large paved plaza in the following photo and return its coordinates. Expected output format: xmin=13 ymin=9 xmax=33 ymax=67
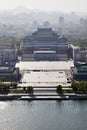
xmin=16 ymin=61 xmax=74 ymax=71
xmin=16 ymin=61 xmax=74 ymax=87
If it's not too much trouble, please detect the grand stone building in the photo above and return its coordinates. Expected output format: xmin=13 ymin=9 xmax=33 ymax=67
xmin=20 ymin=28 xmax=72 ymax=61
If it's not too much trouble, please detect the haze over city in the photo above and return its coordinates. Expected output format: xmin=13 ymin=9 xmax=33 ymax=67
xmin=0 ymin=1 xmax=87 ymax=130
xmin=0 ymin=0 xmax=87 ymax=12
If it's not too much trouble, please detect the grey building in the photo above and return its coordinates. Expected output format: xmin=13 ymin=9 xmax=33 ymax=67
xmin=0 ymin=45 xmax=17 ymax=66
xmin=20 ymin=28 xmax=71 ymax=61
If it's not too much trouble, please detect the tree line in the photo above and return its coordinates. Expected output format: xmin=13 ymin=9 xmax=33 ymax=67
xmin=71 ymin=81 xmax=87 ymax=94
xmin=68 ymin=38 xmax=87 ymax=50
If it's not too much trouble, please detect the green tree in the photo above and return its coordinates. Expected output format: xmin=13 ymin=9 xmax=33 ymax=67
xmin=0 ymin=83 xmax=10 ymax=94
xmin=12 ymin=82 xmax=17 ymax=89
xmin=27 ymin=86 xmax=33 ymax=94
xmin=71 ymin=81 xmax=79 ymax=92
xmin=56 ymin=85 xmax=63 ymax=94
xmin=0 ymin=76 xmax=6 ymax=83
xmin=71 ymin=81 xmax=87 ymax=94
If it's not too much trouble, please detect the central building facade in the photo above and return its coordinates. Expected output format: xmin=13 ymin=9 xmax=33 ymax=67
xmin=20 ymin=28 xmax=71 ymax=61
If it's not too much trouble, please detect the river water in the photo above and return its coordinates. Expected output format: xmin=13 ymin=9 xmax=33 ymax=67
xmin=0 ymin=100 xmax=87 ymax=130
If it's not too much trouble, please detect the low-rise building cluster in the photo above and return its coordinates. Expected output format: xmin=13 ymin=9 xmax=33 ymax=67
xmin=0 ymin=45 xmax=21 ymax=82
xmin=0 ymin=45 xmax=17 ymax=66
xmin=72 ymin=64 xmax=87 ymax=81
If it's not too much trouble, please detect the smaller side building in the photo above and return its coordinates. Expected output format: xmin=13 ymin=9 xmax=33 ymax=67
xmin=74 ymin=50 xmax=87 ymax=62
xmin=0 ymin=67 xmax=21 ymax=82
xmin=0 ymin=44 xmax=17 ymax=66
xmin=72 ymin=64 xmax=87 ymax=81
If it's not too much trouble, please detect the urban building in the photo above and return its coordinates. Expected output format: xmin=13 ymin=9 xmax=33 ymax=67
xmin=20 ymin=28 xmax=72 ymax=61
xmin=69 ymin=44 xmax=80 ymax=60
xmin=59 ymin=17 xmax=64 ymax=26
xmin=0 ymin=45 xmax=17 ymax=66
xmin=0 ymin=67 xmax=21 ymax=82
xmin=74 ymin=50 xmax=87 ymax=62
xmin=72 ymin=64 xmax=87 ymax=81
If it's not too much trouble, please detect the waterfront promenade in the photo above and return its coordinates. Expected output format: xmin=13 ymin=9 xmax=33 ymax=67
xmin=0 ymin=93 xmax=87 ymax=100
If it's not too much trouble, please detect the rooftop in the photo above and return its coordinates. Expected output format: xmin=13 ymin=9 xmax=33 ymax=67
xmin=77 ymin=66 xmax=87 ymax=71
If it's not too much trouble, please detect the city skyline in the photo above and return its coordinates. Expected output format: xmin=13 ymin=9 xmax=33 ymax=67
xmin=0 ymin=0 xmax=87 ymax=13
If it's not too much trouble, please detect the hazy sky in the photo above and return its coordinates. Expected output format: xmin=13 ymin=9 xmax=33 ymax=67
xmin=0 ymin=0 xmax=87 ymax=12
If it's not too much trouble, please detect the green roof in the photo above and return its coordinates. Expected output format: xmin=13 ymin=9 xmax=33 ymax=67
xmin=77 ymin=66 xmax=87 ymax=71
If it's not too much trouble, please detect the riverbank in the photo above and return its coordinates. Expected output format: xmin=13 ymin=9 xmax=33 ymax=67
xmin=0 ymin=93 xmax=87 ymax=100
